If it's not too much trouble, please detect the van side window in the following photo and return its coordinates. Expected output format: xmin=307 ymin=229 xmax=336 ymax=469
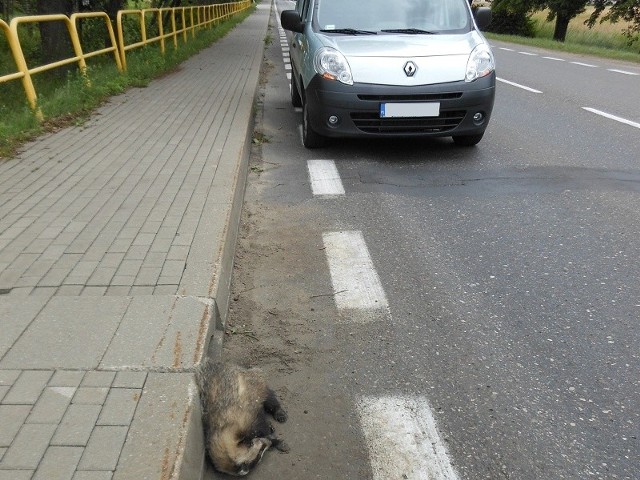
xmin=297 ymin=0 xmax=311 ymax=21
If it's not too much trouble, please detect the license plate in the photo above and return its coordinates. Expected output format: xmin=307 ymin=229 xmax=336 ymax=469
xmin=380 ymin=102 xmax=440 ymax=118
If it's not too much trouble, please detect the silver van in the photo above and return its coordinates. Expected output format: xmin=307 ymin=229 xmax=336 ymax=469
xmin=281 ymin=0 xmax=495 ymax=148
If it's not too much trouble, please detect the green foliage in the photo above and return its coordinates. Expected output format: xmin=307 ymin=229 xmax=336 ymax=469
xmin=0 ymin=4 xmax=254 ymax=159
xmin=485 ymin=0 xmax=536 ymax=37
xmin=588 ymin=0 xmax=640 ymax=50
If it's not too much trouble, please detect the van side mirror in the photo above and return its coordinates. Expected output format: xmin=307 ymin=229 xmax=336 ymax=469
xmin=281 ymin=10 xmax=304 ymax=33
xmin=474 ymin=7 xmax=492 ymax=30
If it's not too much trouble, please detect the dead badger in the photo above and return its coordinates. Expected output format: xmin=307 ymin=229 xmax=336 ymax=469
xmin=195 ymin=360 xmax=289 ymax=476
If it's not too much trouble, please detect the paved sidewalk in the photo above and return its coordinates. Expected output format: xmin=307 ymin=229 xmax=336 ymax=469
xmin=0 ymin=3 xmax=270 ymax=479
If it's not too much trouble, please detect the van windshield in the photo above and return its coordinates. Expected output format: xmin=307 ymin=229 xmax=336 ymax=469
xmin=315 ymin=0 xmax=471 ymax=34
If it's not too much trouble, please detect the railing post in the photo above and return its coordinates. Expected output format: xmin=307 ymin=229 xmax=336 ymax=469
xmin=171 ymin=9 xmax=178 ymax=49
xmin=116 ymin=10 xmax=127 ymax=70
xmin=64 ymin=15 xmax=90 ymax=86
xmin=157 ymin=9 xmax=165 ymax=54
xmin=5 ymin=19 xmax=41 ymax=118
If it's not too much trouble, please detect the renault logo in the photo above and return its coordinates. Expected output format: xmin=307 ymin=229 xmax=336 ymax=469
xmin=403 ymin=61 xmax=417 ymax=77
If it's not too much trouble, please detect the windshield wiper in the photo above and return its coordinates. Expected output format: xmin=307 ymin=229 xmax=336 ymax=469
xmin=380 ymin=28 xmax=437 ymax=34
xmin=320 ymin=28 xmax=377 ymax=35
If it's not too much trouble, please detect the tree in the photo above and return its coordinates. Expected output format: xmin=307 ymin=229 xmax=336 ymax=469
xmin=37 ymin=0 xmax=73 ymax=65
xmin=530 ymin=0 xmax=591 ymax=41
xmin=485 ymin=0 xmax=535 ymax=37
xmin=587 ymin=0 xmax=640 ymax=50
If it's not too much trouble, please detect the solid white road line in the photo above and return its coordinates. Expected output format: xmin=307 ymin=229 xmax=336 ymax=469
xmin=583 ymin=107 xmax=640 ymax=129
xmin=322 ymin=231 xmax=388 ymax=311
xmin=307 ymin=160 xmax=345 ymax=196
xmin=358 ymin=396 xmax=460 ymax=480
xmin=497 ymin=78 xmax=543 ymax=94
xmin=608 ymin=68 xmax=639 ymax=76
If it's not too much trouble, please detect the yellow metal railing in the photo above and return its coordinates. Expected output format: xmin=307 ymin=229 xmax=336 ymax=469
xmin=116 ymin=2 xmax=251 ymax=69
xmin=0 ymin=1 xmax=252 ymax=117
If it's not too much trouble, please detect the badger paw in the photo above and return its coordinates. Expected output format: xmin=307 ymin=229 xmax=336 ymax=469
xmin=271 ymin=438 xmax=290 ymax=453
xmin=273 ymin=408 xmax=288 ymax=423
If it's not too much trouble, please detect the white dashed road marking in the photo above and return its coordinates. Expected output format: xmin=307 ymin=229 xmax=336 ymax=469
xmin=571 ymin=61 xmax=597 ymax=68
xmin=322 ymin=231 xmax=388 ymax=311
xmin=608 ymin=68 xmax=639 ymax=76
xmin=583 ymin=107 xmax=640 ymax=130
xmin=358 ymin=396 xmax=460 ymax=480
xmin=307 ymin=160 xmax=345 ymax=196
xmin=497 ymin=77 xmax=543 ymax=94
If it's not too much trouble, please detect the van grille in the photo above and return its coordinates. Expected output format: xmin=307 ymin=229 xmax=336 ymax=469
xmin=357 ymin=93 xmax=463 ymax=101
xmin=350 ymin=110 xmax=466 ymax=134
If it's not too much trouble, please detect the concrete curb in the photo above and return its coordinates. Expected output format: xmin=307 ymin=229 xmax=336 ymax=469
xmin=118 ymin=5 xmax=271 ymax=479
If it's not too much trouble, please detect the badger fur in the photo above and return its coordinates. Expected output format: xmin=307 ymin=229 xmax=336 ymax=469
xmin=195 ymin=360 xmax=289 ymax=476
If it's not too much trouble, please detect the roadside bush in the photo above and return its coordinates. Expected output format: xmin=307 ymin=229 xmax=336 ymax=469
xmin=485 ymin=0 xmax=536 ymax=37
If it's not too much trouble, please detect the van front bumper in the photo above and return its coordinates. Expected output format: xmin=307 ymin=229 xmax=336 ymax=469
xmin=304 ymin=73 xmax=496 ymax=139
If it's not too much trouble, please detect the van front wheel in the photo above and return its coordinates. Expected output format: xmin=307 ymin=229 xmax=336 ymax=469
xmin=291 ymin=75 xmax=302 ymax=108
xmin=302 ymin=101 xmax=325 ymax=149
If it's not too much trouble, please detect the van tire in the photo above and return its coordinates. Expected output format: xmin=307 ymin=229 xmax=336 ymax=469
xmin=452 ymin=132 xmax=484 ymax=146
xmin=302 ymin=100 xmax=325 ymax=149
xmin=291 ymin=76 xmax=302 ymax=108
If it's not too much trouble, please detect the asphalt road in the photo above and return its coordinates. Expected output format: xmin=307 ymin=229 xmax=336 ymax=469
xmin=208 ymin=4 xmax=640 ymax=479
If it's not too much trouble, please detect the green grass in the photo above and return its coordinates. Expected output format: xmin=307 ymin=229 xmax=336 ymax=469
xmin=485 ymin=7 xmax=640 ymax=64
xmin=0 ymin=5 xmax=255 ymax=159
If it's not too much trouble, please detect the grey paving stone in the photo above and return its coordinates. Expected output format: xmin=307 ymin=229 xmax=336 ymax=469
xmin=52 ymin=404 xmax=102 ymax=446
xmin=128 ymin=286 xmax=154 ymax=295
xmin=49 ymin=370 xmax=85 ymax=388
xmin=167 ymin=245 xmax=190 ymax=261
xmin=100 ymin=296 xmax=209 ymax=370
xmin=113 ymin=373 xmax=203 ymax=480
xmin=27 ymin=386 xmax=76 ymax=424
xmin=0 ymin=470 xmax=33 ymax=480
xmin=1 ymin=423 xmax=56 ymax=469
xmin=0 ymin=297 xmax=131 ymax=369
xmin=72 ymin=472 xmax=113 ymax=480
xmin=72 ymin=387 xmax=109 ymax=405
xmin=2 ymin=370 xmax=52 ymax=405
xmin=80 ymin=371 xmax=115 ymax=388
xmin=7 ymin=287 xmax=33 ymax=296
xmin=78 ymin=426 xmax=128 ymax=471
xmin=97 ymin=388 xmax=140 ymax=426
xmin=153 ymin=284 xmax=179 ymax=295
xmin=86 ymin=268 xmax=117 ymax=286
xmin=112 ymin=371 xmax=147 ymax=389
xmin=142 ymin=251 xmax=165 ymax=267
xmin=99 ymin=253 xmax=125 ymax=269
xmin=33 ymin=446 xmax=83 ymax=480
xmin=133 ymin=267 xmax=161 ymax=286
xmin=30 ymin=286 xmax=58 ymax=297
xmin=123 ymin=245 xmax=148 ymax=260
xmin=114 ymin=260 xmax=142 ymax=277
xmin=104 ymin=286 xmax=131 ymax=296
xmin=0 ymin=297 xmax=50 ymax=359
xmin=80 ymin=286 xmax=108 ymax=296
xmin=161 ymin=260 xmax=185 ymax=279
xmin=0 ymin=405 xmax=31 ymax=447
xmin=0 ymin=369 xmax=20 ymax=386
xmin=56 ymin=285 xmax=85 ymax=296
xmin=0 ymin=386 xmax=9 ymax=402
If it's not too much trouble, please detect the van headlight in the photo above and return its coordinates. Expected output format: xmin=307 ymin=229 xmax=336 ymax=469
xmin=314 ymin=47 xmax=353 ymax=85
xmin=465 ymin=44 xmax=495 ymax=82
